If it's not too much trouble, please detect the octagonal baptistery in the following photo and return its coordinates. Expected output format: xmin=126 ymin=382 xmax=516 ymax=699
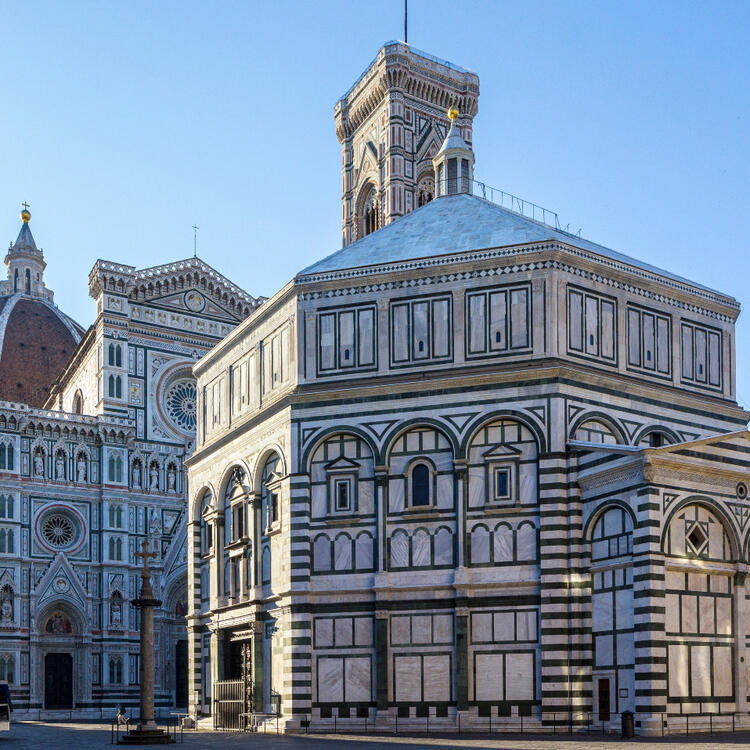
xmin=0 ymin=212 xmax=84 ymax=406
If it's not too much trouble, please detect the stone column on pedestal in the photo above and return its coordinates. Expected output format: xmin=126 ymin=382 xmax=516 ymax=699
xmin=119 ymin=537 xmax=174 ymax=745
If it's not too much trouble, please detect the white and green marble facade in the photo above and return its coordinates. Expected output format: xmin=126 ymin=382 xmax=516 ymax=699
xmin=0 ymin=257 xmax=259 ymax=717
xmin=186 ymin=220 xmax=750 ymax=734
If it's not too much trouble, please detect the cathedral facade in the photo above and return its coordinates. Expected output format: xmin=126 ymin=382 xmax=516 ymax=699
xmin=0 ymin=210 xmax=260 ymax=716
xmin=186 ymin=43 xmax=750 ymax=736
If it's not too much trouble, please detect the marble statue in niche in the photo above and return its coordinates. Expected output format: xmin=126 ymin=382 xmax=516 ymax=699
xmin=149 ymin=463 xmax=159 ymax=491
xmin=167 ymin=465 xmax=176 ymax=492
xmin=33 ymin=450 xmax=44 ymax=478
xmin=0 ymin=586 xmax=12 ymax=624
xmin=76 ymin=454 xmax=87 ymax=483
xmin=132 ymin=461 xmax=142 ymax=489
xmin=110 ymin=592 xmax=123 ymax=629
xmin=55 ymin=452 xmax=65 ymax=480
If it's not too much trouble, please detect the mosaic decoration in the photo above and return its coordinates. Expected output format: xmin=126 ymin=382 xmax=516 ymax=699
xmin=164 ymin=379 xmax=197 ymax=433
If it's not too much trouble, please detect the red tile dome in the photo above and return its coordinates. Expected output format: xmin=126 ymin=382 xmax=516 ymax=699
xmin=0 ymin=294 xmax=84 ymax=407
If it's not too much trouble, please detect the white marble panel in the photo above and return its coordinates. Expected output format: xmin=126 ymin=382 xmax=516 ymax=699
xmin=471 ymin=526 xmax=490 ymax=564
xmin=505 ymin=652 xmax=534 ymax=700
xmin=708 ymin=519 xmax=724 ymax=559
xmin=314 ymin=535 xmax=331 ymax=572
xmin=617 ymin=632 xmax=634 ymax=667
xmin=389 ymin=479 xmax=405 ymax=512
xmin=433 ymin=614 xmax=453 ymax=644
xmin=318 ymin=657 xmax=344 ymax=702
xmin=390 ymin=531 xmax=409 ymax=568
xmin=595 ymin=635 xmax=613 ymax=667
xmin=519 ymin=467 xmax=536 ymax=505
xmin=315 ymin=618 xmax=333 ymax=648
xmin=354 ymin=617 xmax=373 ymax=646
xmin=468 ymin=467 xmax=484 ymax=508
xmin=423 ymin=654 xmax=450 ymax=702
xmin=716 ymin=597 xmax=732 ymax=635
xmin=699 ymin=596 xmax=715 ymax=634
xmin=311 ymin=462 xmax=326 ymax=483
xmin=412 ymin=615 xmax=431 ymax=644
xmin=712 ymin=575 xmax=729 ymax=594
xmin=345 ymin=657 xmax=371 ymax=702
xmin=358 ymin=480 xmax=374 ymax=514
xmin=335 ymin=618 xmax=353 ymax=647
xmin=516 ymin=523 xmax=536 ymax=561
xmin=355 ymin=533 xmax=373 ymax=570
xmin=434 ymin=528 xmax=453 ymax=566
xmin=615 ymin=588 xmax=633 ymax=630
xmin=668 ymin=644 xmax=689 ymax=697
xmin=406 ymin=432 xmax=420 ymax=452
xmin=682 ymin=595 xmax=697 ymax=633
xmin=494 ymin=525 xmax=513 ymax=562
xmin=493 ymin=612 xmax=514 ymax=642
xmin=412 ymin=529 xmax=431 ymax=567
xmin=517 ymin=610 xmax=537 ymax=641
xmin=691 ymin=645 xmax=711 ymax=696
xmin=592 ymin=592 xmax=613 ymax=632
xmin=436 ymin=474 xmax=453 ymax=508
xmin=713 ymin=646 xmax=732 ymax=695
xmin=472 ymin=613 xmax=492 ymax=643
xmin=474 ymin=653 xmax=503 ymax=700
xmin=688 ymin=573 xmax=707 ymax=591
xmin=334 ymin=534 xmax=353 ymax=571
xmin=394 ymin=655 xmax=421 ymax=702
xmin=311 ymin=484 xmax=327 ymax=517
xmin=391 ymin=615 xmax=411 ymax=645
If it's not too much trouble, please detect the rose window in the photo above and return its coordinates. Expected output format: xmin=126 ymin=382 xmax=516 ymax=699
xmin=42 ymin=514 xmax=75 ymax=548
xmin=165 ymin=379 xmax=197 ymax=433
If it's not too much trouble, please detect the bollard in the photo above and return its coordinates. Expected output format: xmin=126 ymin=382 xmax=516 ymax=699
xmin=621 ymin=711 xmax=634 ymax=739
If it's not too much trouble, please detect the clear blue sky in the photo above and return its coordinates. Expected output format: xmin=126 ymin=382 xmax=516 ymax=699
xmin=3 ymin=1 xmax=749 ymax=411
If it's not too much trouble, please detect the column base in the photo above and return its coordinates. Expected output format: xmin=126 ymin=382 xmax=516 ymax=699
xmin=117 ymin=728 xmax=175 ymax=745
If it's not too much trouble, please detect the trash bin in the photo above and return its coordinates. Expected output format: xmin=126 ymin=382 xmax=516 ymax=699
xmin=621 ymin=710 xmax=634 ymax=738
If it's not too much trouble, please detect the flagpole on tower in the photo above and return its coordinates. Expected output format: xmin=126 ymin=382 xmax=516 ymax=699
xmin=404 ymin=0 xmax=408 ymax=44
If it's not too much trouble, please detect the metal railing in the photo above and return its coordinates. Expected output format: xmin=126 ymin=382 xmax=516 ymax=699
xmin=212 ymin=679 xmax=244 ymax=730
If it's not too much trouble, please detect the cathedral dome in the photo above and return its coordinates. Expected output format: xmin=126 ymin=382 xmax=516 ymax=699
xmin=0 ymin=294 xmax=84 ymax=407
xmin=0 ymin=211 xmax=85 ymax=407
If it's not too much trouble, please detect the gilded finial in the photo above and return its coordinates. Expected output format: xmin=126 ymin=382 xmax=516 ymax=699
xmin=447 ymin=105 xmax=459 ymax=122
xmin=20 ymin=202 xmax=30 ymax=223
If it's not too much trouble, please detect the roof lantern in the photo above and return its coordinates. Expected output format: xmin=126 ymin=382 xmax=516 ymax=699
xmin=432 ymin=106 xmax=475 ymax=197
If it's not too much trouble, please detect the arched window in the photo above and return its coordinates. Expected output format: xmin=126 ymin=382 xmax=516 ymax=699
xmin=0 ymin=444 xmax=8 ymax=471
xmin=200 ymin=493 xmax=213 ymax=556
xmin=109 ymin=504 xmax=123 ymax=528
xmin=115 ymin=376 xmax=122 ymax=399
xmin=359 ymin=186 xmax=380 ymax=238
xmin=13 ymin=269 xmax=18 ymax=293
xmin=0 ymin=530 xmax=11 ymax=554
xmin=72 ymin=391 xmax=83 ymax=414
xmin=574 ymin=419 xmax=621 ymax=445
xmin=108 ymin=343 xmax=115 ymax=366
xmin=109 ymin=656 xmax=123 ymax=684
xmin=108 ymin=454 xmax=123 ymax=483
xmin=0 ymin=496 xmax=13 ymax=519
xmin=24 ymin=269 xmax=30 ymax=294
xmin=109 ymin=536 xmax=122 ymax=561
xmin=116 ymin=345 xmax=122 ymax=367
xmin=411 ymin=463 xmax=431 ymax=507
xmin=417 ymin=174 xmax=435 ymax=207
xmin=0 ymin=655 xmax=14 ymax=683
xmin=108 ymin=374 xmax=115 ymax=397
xmin=261 ymin=456 xmax=281 ymax=529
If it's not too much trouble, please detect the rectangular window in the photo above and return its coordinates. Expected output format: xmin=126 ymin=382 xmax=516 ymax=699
xmin=680 ymin=321 xmax=722 ymax=390
xmin=494 ymin=468 xmax=510 ymax=501
xmin=317 ymin=304 xmax=377 ymax=375
xmin=334 ymin=478 xmax=351 ymax=512
xmin=390 ymin=294 xmax=452 ymax=367
xmin=466 ymin=283 xmax=531 ymax=358
xmin=627 ymin=305 xmax=672 ymax=377
xmin=567 ymin=286 xmax=616 ymax=364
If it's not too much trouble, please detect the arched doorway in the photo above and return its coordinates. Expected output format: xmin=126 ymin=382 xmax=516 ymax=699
xmin=175 ymin=640 xmax=188 ymax=708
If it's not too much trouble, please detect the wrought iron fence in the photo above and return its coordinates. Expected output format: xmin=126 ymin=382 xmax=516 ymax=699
xmin=213 ymin=679 xmax=244 ymax=730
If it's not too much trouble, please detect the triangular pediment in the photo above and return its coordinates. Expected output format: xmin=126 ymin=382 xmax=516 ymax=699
xmin=130 ymin=257 xmax=264 ymax=322
xmin=483 ymin=443 xmax=522 ymax=459
xmin=34 ymin=553 xmax=88 ymax=610
xmin=325 ymin=456 xmax=361 ymax=472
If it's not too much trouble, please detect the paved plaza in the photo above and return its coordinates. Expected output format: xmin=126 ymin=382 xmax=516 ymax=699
xmin=4 ymin=723 xmax=750 ymax=750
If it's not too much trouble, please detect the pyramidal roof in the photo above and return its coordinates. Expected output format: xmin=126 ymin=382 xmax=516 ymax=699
xmin=11 ymin=221 xmax=39 ymax=254
xmin=298 ymin=192 xmax=725 ymax=297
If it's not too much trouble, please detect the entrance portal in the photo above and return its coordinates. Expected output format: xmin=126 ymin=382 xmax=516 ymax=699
xmin=45 ymin=652 xmax=73 ymax=709
xmin=175 ymin=640 xmax=188 ymax=707
xmin=597 ymin=677 xmax=611 ymax=722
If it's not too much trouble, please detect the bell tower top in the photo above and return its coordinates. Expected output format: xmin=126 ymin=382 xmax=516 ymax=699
xmin=335 ymin=41 xmax=479 ymax=246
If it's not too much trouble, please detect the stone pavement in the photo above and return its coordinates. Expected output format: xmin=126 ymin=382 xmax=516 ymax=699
xmin=7 ymin=722 xmax=750 ymax=750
